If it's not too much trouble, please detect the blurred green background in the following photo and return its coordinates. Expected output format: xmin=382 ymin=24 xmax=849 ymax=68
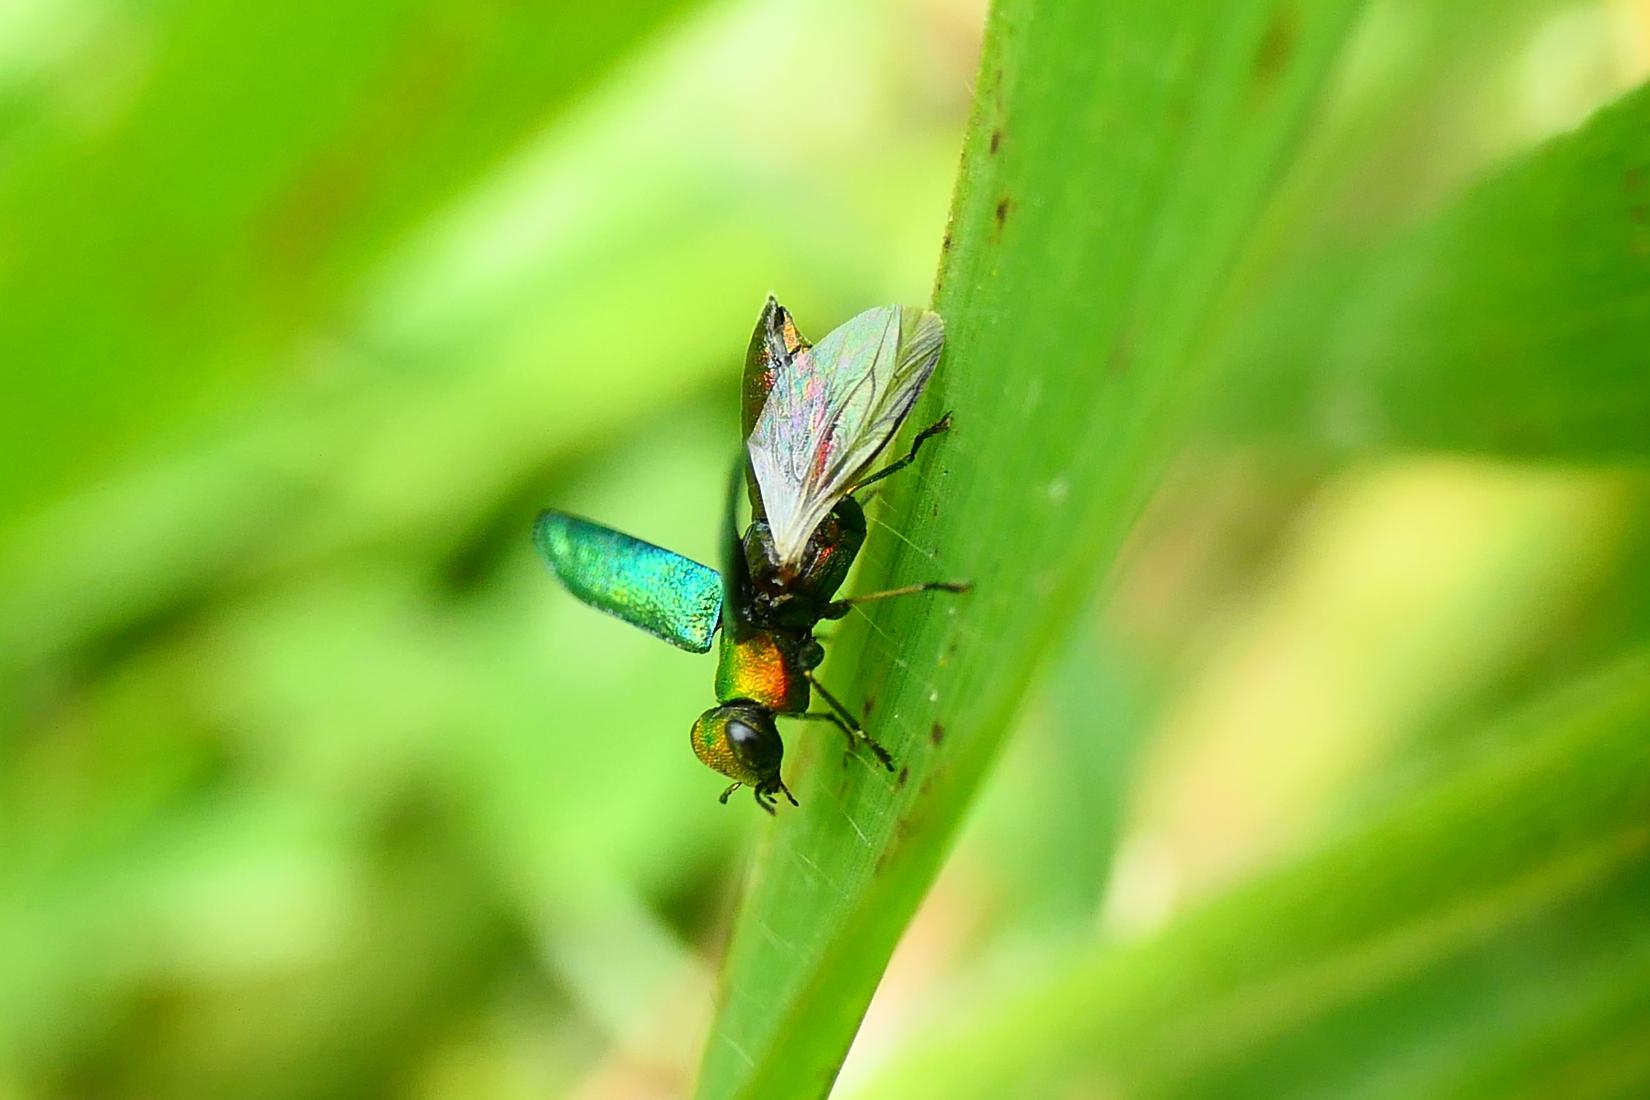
xmin=3 ymin=0 xmax=1649 ymax=1097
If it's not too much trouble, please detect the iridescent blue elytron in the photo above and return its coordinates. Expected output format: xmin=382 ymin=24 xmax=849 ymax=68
xmin=534 ymin=296 xmax=968 ymax=812
xmin=533 ymin=512 xmax=721 ymax=653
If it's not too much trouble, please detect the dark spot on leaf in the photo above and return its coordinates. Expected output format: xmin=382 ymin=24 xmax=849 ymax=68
xmin=862 ymin=694 xmax=876 ymax=716
xmin=942 ymin=231 xmax=952 ymax=253
xmin=1166 ymin=93 xmax=1192 ymax=131
xmin=897 ymin=765 xmax=909 ymax=787
xmin=1108 ymin=326 xmax=1134 ymax=376
xmin=1497 ymin=419 xmax=1544 ymax=454
xmin=995 ymin=196 xmax=1013 ymax=229
xmin=1629 ymin=165 xmax=1650 ymax=226
xmin=1252 ymin=8 xmax=1297 ymax=90
xmin=930 ymin=721 xmax=945 ymax=745
xmin=989 ymin=128 xmax=1002 ymax=154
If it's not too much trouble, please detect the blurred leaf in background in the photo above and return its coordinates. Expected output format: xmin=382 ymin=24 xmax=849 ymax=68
xmin=1 ymin=0 xmax=981 ymax=1096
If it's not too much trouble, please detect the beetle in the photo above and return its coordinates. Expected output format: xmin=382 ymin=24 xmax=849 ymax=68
xmin=535 ymin=297 xmax=965 ymax=811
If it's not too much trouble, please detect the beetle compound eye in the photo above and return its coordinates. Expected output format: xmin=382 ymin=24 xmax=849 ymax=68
xmin=725 ymin=714 xmax=781 ymax=775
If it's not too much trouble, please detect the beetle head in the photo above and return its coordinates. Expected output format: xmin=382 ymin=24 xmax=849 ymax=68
xmin=690 ymin=703 xmax=796 ymax=813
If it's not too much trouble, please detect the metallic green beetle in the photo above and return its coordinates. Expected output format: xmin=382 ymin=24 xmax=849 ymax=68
xmin=535 ymin=297 xmax=965 ymax=812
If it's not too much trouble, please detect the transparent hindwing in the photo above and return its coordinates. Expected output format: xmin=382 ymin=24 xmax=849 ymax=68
xmin=746 ymin=305 xmax=944 ymax=567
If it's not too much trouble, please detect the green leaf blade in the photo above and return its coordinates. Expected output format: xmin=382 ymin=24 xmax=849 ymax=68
xmin=695 ymin=3 xmax=1369 ymax=1097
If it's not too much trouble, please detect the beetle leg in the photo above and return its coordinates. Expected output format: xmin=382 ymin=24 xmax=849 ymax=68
xmin=795 ymin=710 xmax=857 ymax=751
xmin=846 ymin=413 xmax=953 ymax=496
xmin=802 ymin=673 xmax=894 ymax=771
xmin=758 ymin=776 xmax=800 ymax=808
xmin=821 ymin=579 xmax=972 ymax=620
xmin=719 ymin=782 xmax=741 ymax=804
